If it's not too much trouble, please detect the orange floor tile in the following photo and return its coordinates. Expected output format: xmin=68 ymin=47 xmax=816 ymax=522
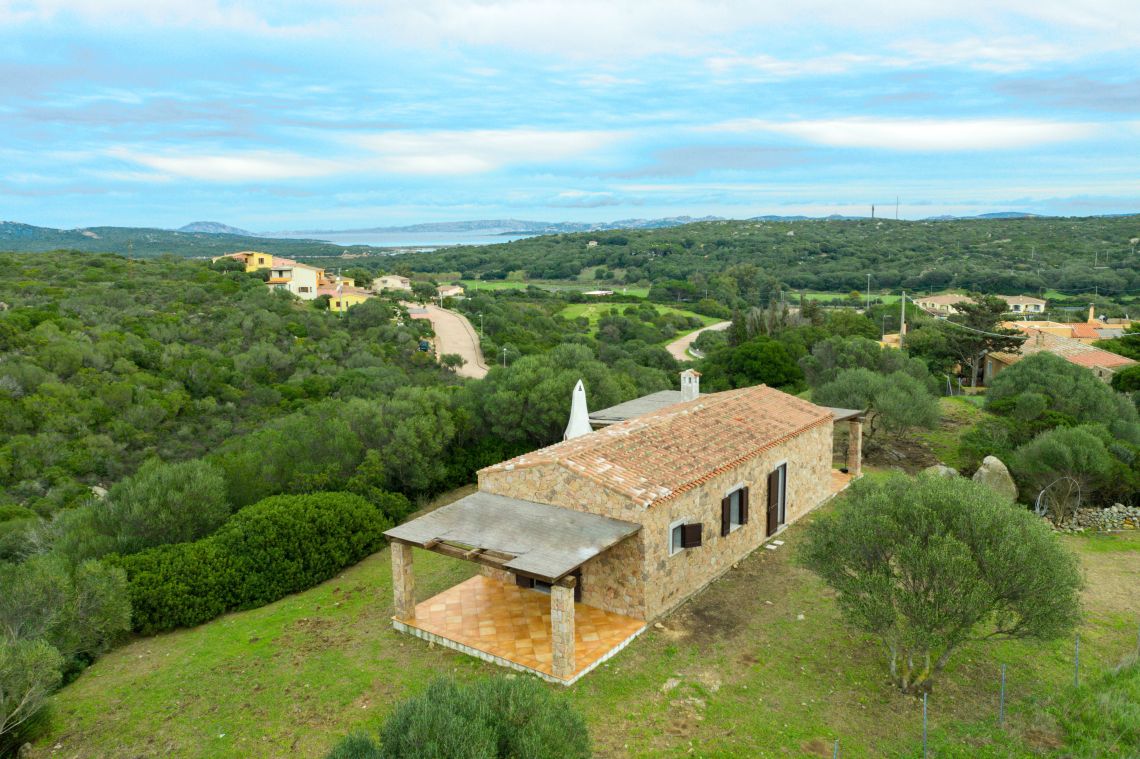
xmin=830 ymin=469 xmax=854 ymax=495
xmin=399 ymin=575 xmax=645 ymax=681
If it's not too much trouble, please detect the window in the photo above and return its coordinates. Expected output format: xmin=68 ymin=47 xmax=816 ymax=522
xmin=720 ymin=486 xmax=749 ymax=536
xmin=669 ymin=519 xmax=702 ymax=555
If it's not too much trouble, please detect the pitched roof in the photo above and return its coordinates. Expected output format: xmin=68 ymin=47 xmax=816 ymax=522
xmin=915 ymin=294 xmax=974 ymax=306
xmin=999 ymin=295 xmax=1047 ymax=306
xmin=481 ymin=385 xmax=832 ymax=508
xmin=991 ymin=328 xmax=1136 ymax=371
xmin=1069 ymin=322 xmax=1100 ymax=340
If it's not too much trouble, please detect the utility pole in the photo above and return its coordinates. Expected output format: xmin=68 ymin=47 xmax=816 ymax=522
xmin=866 ymin=274 xmax=872 ymax=313
xmin=895 ymin=196 xmax=899 ymax=220
xmin=899 ymin=291 xmax=906 ymax=349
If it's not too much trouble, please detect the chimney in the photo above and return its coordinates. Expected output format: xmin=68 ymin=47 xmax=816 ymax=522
xmin=680 ymin=369 xmax=701 ymax=402
xmin=564 ymin=379 xmax=592 ymax=440
xmin=1088 ymin=304 xmax=1095 ymax=323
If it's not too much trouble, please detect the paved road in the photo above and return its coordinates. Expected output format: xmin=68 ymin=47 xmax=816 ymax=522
xmin=418 ymin=304 xmax=489 ymax=379
xmin=666 ymin=321 xmax=731 ymax=362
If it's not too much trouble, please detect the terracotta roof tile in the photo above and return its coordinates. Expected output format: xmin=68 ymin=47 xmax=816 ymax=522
xmin=481 ymin=385 xmax=832 ymax=507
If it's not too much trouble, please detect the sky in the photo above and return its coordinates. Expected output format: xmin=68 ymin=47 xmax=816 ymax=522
xmin=1 ymin=0 xmax=1139 ymax=230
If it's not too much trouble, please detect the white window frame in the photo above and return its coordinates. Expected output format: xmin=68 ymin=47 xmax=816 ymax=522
xmin=726 ymin=487 xmax=745 ymax=534
xmin=668 ymin=518 xmax=687 ymax=556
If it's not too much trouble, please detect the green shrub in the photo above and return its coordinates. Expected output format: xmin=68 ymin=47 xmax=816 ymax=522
xmin=326 ymin=676 xmax=591 ymax=759
xmin=109 ymin=492 xmax=391 ymax=634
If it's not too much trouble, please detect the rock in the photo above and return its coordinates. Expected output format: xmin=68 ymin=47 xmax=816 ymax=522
xmin=662 ymin=677 xmax=681 ymax=692
xmin=972 ymin=456 xmax=1018 ymax=501
xmin=923 ymin=464 xmax=959 ymax=478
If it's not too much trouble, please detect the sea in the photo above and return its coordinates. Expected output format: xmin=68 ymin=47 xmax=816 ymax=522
xmin=268 ymin=231 xmax=536 ymax=249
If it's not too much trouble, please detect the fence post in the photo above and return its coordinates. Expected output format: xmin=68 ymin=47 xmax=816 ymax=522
xmin=922 ymin=692 xmax=928 ymax=758
xmin=833 ymin=739 xmax=839 ymax=758
xmin=1074 ymin=634 xmax=1080 ymax=688
xmin=998 ymin=664 xmax=1006 ymax=728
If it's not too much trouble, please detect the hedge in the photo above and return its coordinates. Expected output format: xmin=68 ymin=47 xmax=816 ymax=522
xmin=107 ymin=492 xmax=393 ymax=634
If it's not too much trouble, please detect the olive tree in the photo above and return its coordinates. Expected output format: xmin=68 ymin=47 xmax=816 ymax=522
xmin=799 ymin=474 xmax=1082 ymax=693
xmin=813 ymin=368 xmax=940 ymax=439
xmin=0 ymin=638 xmax=63 ymax=750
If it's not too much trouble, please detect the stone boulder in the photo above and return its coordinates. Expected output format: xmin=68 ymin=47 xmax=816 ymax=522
xmin=972 ymin=456 xmax=1018 ymax=502
xmin=923 ymin=464 xmax=959 ymax=478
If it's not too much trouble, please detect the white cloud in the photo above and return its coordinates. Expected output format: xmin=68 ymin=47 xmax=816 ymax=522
xmin=707 ymin=118 xmax=1098 ymax=151
xmin=106 ymin=147 xmax=342 ymax=181
xmin=347 ymin=128 xmax=623 ymax=175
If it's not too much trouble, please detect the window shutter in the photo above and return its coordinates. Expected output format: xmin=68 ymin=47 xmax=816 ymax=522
xmin=768 ymin=470 xmax=780 ymax=509
xmin=515 ymin=574 xmax=533 ymax=589
xmin=720 ymin=497 xmax=731 ymax=537
xmin=741 ymin=486 xmax=750 ymax=524
xmin=681 ymin=522 xmax=703 ymax=548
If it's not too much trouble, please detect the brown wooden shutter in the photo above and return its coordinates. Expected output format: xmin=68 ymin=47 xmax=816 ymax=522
xmin=741 ymin=486 xmax=750 ymax=525
xmin=720 ymin=496 xmax=731 ymax=537
xmin=767 ymin=470 xmax=781 ymax=535
xmin=681 ymin=522 xmax=703 ymax=548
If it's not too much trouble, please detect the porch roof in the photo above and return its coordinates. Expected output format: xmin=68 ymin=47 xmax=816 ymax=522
xmin=827 ymin=406 xmax=865 ymax=422
xmin=383 ymin=492 xmax=641 ymax=583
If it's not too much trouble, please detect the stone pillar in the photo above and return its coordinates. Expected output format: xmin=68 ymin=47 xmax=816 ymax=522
xmin=847 ymin=419 xmax=863 ymax=477
xmin=391 ymin=541 xmax=416 ymax=621
xmin=551 ymin=578 xmax=576 ymax=680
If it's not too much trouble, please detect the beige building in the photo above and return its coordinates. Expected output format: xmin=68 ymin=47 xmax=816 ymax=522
xmin=437 ymin=284 xmax=465 ymax=299
xmin=374 ymin=274 xmax=412 ymax=292
xmin=914 ymin=293 xmax=1048 ymax=317
xmin=999 ymin=295 xmax=1046 ymax=314
xmin=267 ymin=261 xmax=322 ymax=300
xmin=385 ymin=373 xmax=861 ymax=683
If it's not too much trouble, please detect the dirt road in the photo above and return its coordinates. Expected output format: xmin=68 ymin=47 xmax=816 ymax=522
xmin=414 ymin=304 xmax=489 ymax=379
xmin=666 ymin=321 xmax=731 ymax=361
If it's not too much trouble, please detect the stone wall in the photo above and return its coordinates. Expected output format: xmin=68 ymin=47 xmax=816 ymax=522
xmin=477 ymin=418 xmax=834 ymax=623
xmin=479 ymin=465 xmax=648 ymax=618
xmin=640 ymin=420 xmax=833 ymax=619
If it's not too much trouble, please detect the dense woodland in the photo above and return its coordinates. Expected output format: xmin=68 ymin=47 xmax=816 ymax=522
xmin=393 ymin=215 xmax=1140 ymax=301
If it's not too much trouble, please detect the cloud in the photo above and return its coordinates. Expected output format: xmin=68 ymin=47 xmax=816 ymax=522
xmin=106 ymin=147 xmax=342 ymax=181
xmin=996 ymin=76 xmax=1140 ymax=114
xmin=707 ymin=118 xmax=1097 ymax=151
xmin=614 ymin=145 xmax=808 ymax=178
xmin=347 ymin=128 xmax=624 ymax=175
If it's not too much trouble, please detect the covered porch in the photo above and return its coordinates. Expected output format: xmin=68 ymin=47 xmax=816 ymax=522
xmin=827 ymin=406 xmax=864 ymax=480
xmin=384 ymin=492 xmax=645 ymax=685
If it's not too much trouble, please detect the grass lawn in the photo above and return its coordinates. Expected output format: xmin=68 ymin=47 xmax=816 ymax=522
xmin=800 ymin=292 xmax=902 ymax=305
xmin=31 ymin=487 xmax=1140 ymax=758
xmin=459 ymin=279 xmax=651 ymax=299
xmin=558 ymin=302 xmax=718 ymax=336
xmin=914 ymin=396 xmax=987 ymax=472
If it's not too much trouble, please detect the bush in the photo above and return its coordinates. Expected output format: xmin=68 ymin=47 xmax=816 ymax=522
xmin=325 ymin=676 xmax=590 ymax=759
xmin=96 ymin=458 xmax=230 ymax=555
xmin=109 ymin=492 xmax=392 ymax=634
xmin=799 ymin=473 xmax=1082 ymax=693
xmin=813 ymin=368 xmax=940 ymax=438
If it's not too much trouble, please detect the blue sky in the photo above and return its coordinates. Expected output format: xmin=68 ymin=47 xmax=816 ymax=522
xmin=2 ymin=0 xmax=1139 ymax=230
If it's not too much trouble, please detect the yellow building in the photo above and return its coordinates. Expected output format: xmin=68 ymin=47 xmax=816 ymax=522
xmin=320 ymin=284 xmax=373 ymax=312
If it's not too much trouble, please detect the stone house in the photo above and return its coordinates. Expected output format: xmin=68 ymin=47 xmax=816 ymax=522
xmin=385 ymin=373 xmax=861 ymax=683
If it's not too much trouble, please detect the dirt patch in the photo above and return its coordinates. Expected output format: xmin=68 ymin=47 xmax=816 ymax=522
xmin=1071 ymin=537 xmax=1140 ymax=617
xmin=863 ymin=435 xmax=940 ymax=473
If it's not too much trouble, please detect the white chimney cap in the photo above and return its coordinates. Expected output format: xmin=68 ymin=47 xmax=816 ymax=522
xmin=564 ymin=379 xmax=592 ymax=440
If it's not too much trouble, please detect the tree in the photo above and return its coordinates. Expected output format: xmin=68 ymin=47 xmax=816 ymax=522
xmin=699 ymin=336 xmax=805 ymax=392
xmin=1012 ymin=425 xmax=1120 ymax=516
xmin=813 ymin=369 xmax=939 ymax=439
xmin=322 ymin=676 xmax=591 ymax=759
xmin=799 ymin=474 xmax=1082 ymax=693
xmin=0 ymin=639 xmax=63 ymax=750
xmin=96 ymin=458 xmax=230 ymax=555
xmin=941 ymin=296 xmax=1024 ymax=387
xmin=986 ymin=353 xmax=1140 ymax=447
xmin=799 ymin=335 xmax=934 ymax=389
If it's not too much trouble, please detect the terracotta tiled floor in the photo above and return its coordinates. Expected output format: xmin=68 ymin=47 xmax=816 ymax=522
xmin=399 ymin=575 xmax=645 ymax=680
xmin=830 ymin=469 xmax=854 ymax=496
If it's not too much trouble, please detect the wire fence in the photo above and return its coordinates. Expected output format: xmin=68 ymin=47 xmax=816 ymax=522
xmin=820 ymin=623 xmax=1140 ymax=757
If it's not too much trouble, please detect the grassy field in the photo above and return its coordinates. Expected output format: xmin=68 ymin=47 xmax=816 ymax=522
xmin=31 ymin=484 xmax=1140 ymax=758
xmin=800 ymin=292 xmax=902 ymax=305
xmin=460 ymin=280 xmax=651 ymax=298
xmin=558 ymin=302 xmax=718 ymax=336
